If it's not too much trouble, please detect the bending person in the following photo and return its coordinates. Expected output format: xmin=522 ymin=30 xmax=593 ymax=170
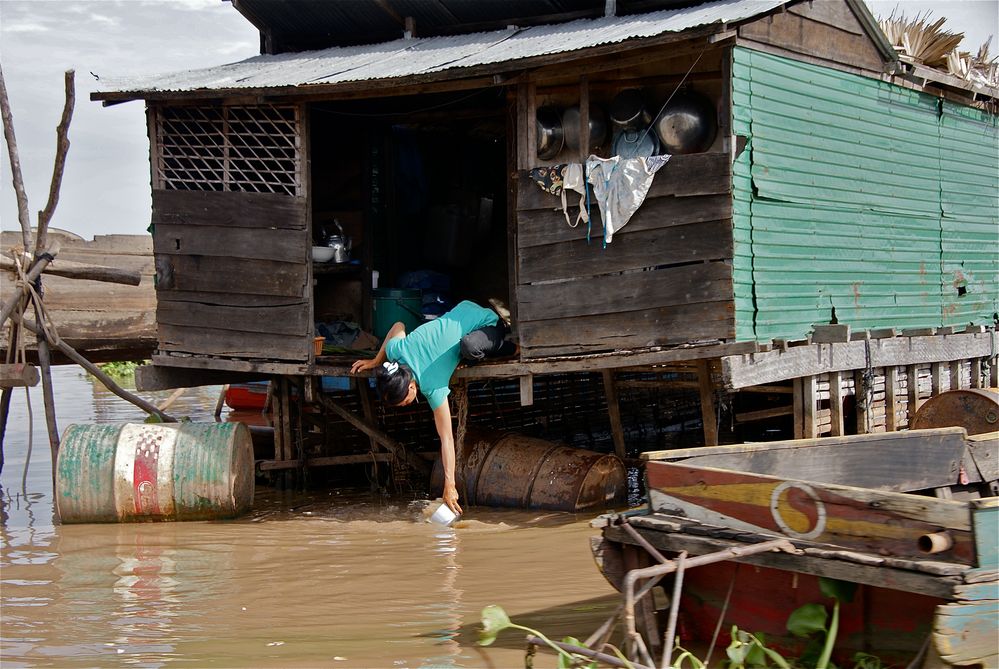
xmin=350 ymin=300 xmax=515 ymax=515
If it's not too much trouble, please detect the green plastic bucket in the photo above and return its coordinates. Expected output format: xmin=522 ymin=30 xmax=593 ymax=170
xmin=373 ymin=288 xmax=423 ymax=339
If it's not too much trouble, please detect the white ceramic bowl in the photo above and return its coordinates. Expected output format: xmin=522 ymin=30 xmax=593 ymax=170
xmin=312 ymin=246 xmax=335 ymax=262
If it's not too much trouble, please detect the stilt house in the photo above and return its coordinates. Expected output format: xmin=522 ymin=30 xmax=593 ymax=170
xmin=96 ymin=0 xmax=998 ymax=457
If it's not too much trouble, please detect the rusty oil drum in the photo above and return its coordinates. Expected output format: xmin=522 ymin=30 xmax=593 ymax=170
xmin=910 ymin=388 xmax=999 ymax=435
xmin=55 ymin=422 xmax=254 ymax=523
xmin=434 ymin=428 xmax=626 ymax=511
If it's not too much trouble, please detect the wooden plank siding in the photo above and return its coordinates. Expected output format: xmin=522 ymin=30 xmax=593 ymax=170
xmin=515 ymin=152 xmax=735 ymax=357
xmin=151 ymin=189 xmax=311 ymax=362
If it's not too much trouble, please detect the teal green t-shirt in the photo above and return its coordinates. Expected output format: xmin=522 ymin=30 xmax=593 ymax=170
xmin=384 ymin=301 xmax=497 ymax=409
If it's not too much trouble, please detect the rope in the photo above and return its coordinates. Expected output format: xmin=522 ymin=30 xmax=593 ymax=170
xmin=21 ymin=386 xmax=33 ymax=491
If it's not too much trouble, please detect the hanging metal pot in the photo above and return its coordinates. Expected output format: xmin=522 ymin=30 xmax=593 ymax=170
xmin=562 ymin=104 xmax=607 ymax=152
xmin=610 ymin=89 xmax=652 ymax=130
xmin=653 ymin=89 xmax=718 ymax=155
xmin=536 ymin=106 xmax=564 ymax=160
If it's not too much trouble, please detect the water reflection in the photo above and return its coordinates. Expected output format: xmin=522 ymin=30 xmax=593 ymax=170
xmin=1 ymin=368 xmax=621 ymax=668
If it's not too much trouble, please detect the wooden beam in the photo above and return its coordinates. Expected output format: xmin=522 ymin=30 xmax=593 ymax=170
xmin=258 ymin=453 xmax=393 ymax=471
xmin=802 ymin=375 xmax=817 ymax=438
xmin=854 ymin=370 xmax=869 ymax=435
xmin=885 ymin=366 xmax=898 ymax=432
xmin=603 ymin=369 xmax=626 ymax=459
xmin=950 ymin=360 xmax=963 ymax=390
xmin=931 ymin=362 xmax=945 ymax=398
xmin=697 ymin=360 xmax=718 ymax=446
xmin=519 ymin=374 xmax=534 ymax=407
xmin=0 ymin=362 xmax=39 ymax=388
xmin=733 ymin=405 xmax=793 ymax=423
xmin=721 ymin=333 xmax=993 ymax=389
xmin=793 ymin=378 xmax=804 ymax=439
xmin=907 ymin=364 xmax=922 ymax=422
xmin=318 ymin=396 xmax=431 ymax=476
xmin=0 ymin=256 xmax=141 ymax=285
xmin=828 ymin=371 xmax=844 ymax=437
xmin=135 ymin=363 xmax=268 ymax=391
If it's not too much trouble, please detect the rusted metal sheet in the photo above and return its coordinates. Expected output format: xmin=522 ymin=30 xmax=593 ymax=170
xmin=911 ymin=388 xmax=999 ymax=435
xmin=55 ymin=422 xmax=254 ymax=523
xmin=645 ymin=460 xmax=976 ymax=564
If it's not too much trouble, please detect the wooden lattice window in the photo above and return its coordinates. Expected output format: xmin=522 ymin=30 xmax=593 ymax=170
xmin=153 ymin=104 xmax=301 ymax=196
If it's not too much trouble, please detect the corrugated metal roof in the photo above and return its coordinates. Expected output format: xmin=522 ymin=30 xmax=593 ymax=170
xmin=97 ymin=0 xmax=787 ymax=98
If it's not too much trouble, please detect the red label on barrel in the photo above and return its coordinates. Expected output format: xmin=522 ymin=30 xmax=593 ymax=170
xmin=133 ymin=430 xmax=163 ymax=515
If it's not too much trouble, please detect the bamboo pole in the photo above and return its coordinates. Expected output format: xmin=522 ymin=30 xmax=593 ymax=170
xmin=0 ymin=63 xmax=32 ymax=249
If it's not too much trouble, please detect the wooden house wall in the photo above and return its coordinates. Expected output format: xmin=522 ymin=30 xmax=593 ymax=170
xmin=731 ymin=46 xmax=999 ymax=342
xmin=515 ymin=153 xmax=735 ymax=357
xmin=149 ymin=103 xmax=313 ymax=363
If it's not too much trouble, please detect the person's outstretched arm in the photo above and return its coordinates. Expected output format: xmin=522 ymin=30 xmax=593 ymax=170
xmin=350 ymin=321 xmax=406 ymax=375
xmin=433 ymin=399 xmax=463 ymax=515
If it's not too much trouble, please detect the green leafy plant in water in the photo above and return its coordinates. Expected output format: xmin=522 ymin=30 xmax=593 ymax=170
xmin=724 ymin=626 xmax=790 ymax=669
xmin=94 ymin=360 xmax=145 ymax=380
xmin=479 ymin=605 xmax=632 ymax=669
xmin=786 ymin=577 xmax=859 ymax=669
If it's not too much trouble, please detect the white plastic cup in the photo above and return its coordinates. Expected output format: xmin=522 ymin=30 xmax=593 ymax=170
xmin=428 ymin=502 xmax=458 ymax=527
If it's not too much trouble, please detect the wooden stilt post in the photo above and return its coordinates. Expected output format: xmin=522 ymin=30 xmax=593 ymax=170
xmin=971 ymin=359 xmax=983 ymax=389
xmin=906 ymin=364 xmax=921 ymax=422
xmin=931 ymin=362 xmax=945 ymax=398
xmin=357 ymin=377 xmax=381 ymax=455
xmin=854 ymin=370 xmax=869 ymax=435
xmin=884 ymin=366 xmax=898 ymax=432
xmin=793 ymin=377 xmax=804 ymax=439
xmin=949 ymin=360 xmax=962 ymax=390
xmin=801 ymin=375 xmax=817 ymax=439
xmin=602 ymin=369 xmax=627 ymax=458
xmin=828 ymin=371 xmax=844 ymax=437
xmin=452 ymin=379 xmax=469 ymax=498
xmin=696 ymin=360 xmax=718 ymax=446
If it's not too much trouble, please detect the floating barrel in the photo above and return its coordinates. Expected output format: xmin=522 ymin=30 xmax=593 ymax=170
xmin=910 ymin=388 xmax=999 ymax=436
xmin=56 ymin=422 xmax=254 ymax=524
xmin=433 ymin=429 xmax=626 ymax=512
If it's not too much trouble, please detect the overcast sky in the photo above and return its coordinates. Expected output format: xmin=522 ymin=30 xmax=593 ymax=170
xmin=1 ymin=0 xmax=996 ymax=241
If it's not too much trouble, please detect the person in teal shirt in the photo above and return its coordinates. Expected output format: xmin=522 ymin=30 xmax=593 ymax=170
xmin=350 ymin=300 xmax=514 ymax=515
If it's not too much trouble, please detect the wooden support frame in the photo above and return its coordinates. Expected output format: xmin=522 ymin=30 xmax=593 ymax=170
xmin=801 ymin=375 xmax=817 ymax=439
xmin=884 ymin=366 xmax=898 ymax=432
xmin=696 ymin=360 xmax=718 ymax=446
xmin=793 ymin=377 xmax=804 ymax=439
xmin=907 ymin=364 xmax=922 ymax=421
xmin=828 ymin=370 xmax=844 ymax=437
xmin=721 ymin=332 xmax=993 ymax=390
xmin=949 ymin=360 xmax=963 ymax=390
xmin=602 ymin=369 xmax=626 ymax=459
xmin=854 ymin=370 xmax=869 ymax=435
xmin=931 ymin=362 xmax=946 ymax=397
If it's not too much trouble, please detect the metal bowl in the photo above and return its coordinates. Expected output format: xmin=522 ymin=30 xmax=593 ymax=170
xmin=562 ymin=104 xmax=607 ymax=152
xmin=653 ymin=90 xmax=718 ymax=155
xmin=610 ymin=88 xmax=652 ymax=130
xmin=536 ymin=106 xmax=564 ymax=160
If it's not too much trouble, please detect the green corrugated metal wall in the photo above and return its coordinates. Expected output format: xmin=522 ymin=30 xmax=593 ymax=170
xmin=732 ymin=46 xmax=998 ymax=341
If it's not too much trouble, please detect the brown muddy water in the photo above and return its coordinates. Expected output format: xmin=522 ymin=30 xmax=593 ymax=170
xmin=1 ymin=368 xmax=621 ymax=668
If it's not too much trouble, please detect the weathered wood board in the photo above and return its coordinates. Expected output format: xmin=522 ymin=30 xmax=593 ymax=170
xmin=0 ymin=230 xmax=156 ymax=362
xmin=515 ymin=151 xmax=735 ymax=356
xmin=642 ymin=428 xmax=969 ymax=493
xmin=646 ymin=460 xmax=976 ymax=564
xmin=150 ymin=188 xmax=311 ymax=363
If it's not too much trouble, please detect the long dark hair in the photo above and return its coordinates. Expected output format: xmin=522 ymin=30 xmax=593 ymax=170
xmin=376 ymin=361 xmax=414 ymax=406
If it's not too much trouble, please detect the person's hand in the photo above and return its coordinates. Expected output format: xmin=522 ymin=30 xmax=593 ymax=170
xmin=443 ymin=481 xmax=463 ymax=516
xmin=350 ymin=358 xmax=378 ymax=375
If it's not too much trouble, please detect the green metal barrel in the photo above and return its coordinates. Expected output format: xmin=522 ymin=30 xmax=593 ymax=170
xmin=55 ymin=422 xmax=254 ymax=524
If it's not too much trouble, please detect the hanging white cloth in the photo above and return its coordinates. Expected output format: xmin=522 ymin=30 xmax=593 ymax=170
xmin=560 ymin=163 xmax=589 ymax=229
xmin=586 ymin=154 xmax=670 ymax=244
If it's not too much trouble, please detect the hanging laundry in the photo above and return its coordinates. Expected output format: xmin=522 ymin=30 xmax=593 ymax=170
xmin=528 ymin=164 xmax=567 ymax=196
xmin=586 ymin=154 xmax=671 ymax=244
xmin=560 ymin=163 xmax=589 ymax=229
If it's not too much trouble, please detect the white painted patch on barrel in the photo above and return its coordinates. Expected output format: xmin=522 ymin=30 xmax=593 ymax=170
xmin=113 ymin=423 xmax=178 ymax=519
